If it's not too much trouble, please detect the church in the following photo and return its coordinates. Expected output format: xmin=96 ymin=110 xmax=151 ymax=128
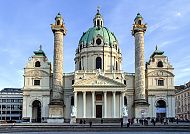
xmin=22 ymin=9 xmax=175 ymax=123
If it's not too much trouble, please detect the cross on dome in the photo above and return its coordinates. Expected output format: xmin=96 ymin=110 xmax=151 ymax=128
xmin=97 ymin=6 xmax=100 ymax=14
xmin=39 ymin=45 xmax=42 ymax=51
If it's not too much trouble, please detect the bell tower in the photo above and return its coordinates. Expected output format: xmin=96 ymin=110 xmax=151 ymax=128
xmin=48 ymin=12 xmax=67 ymax=123
xmin=132 ymin=13 xmax=149 ymax=118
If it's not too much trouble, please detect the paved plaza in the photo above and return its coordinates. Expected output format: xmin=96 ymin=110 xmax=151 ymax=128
xmin=0 ymin=122 xmax=189 ymax=133
xmin=4 ymin=132 xmax=190 ymax=134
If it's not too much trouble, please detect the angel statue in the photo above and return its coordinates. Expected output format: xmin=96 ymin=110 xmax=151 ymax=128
xmin=71 ymin=106 xmax=77 ymax=117
xmin=122 ymin=106 xmax=128 ymax=117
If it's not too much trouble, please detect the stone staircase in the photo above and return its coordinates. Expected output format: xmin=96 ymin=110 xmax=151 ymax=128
xmin=76 ymin=118 xmax=122 ymax=123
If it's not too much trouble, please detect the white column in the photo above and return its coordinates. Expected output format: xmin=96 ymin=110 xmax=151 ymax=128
xmin=74 ymin=91 xmax=78 ymax=117
xmin=104 ymin=91 xmax=107 ymax=118
xmin=122 ymin=92 xmax=125 ymax=108
xmin=113 ymin=91 xmax=116 ymax=118
xmin=92 ymin=91 xmax=95 ymax=118
xmin=83 ymin=91 xmax=86 ymax=118
xmin=120 ymin=92 xmax=125 ymax=117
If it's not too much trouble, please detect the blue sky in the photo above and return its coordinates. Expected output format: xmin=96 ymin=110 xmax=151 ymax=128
xmin=0 ymin=0 xmax=189 ymax=89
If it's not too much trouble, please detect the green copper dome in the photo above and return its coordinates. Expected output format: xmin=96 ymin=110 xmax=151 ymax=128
xmin=79 ymin=9 xmax=118 ymax=45
xmin=79 ymin=26 xmax=117 ymax=45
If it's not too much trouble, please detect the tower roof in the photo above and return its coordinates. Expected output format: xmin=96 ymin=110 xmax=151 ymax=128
xmin=135 ymin=13 xmax=143 ymax=20
xmin=33 ymin=45 xmax=46 ymax=56
xmin=55 ymin=12 xmax=62 ymax=19
xmin=150 ymin=45 xmax=164 ymax=58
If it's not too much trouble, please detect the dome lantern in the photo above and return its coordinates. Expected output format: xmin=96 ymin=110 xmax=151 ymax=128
xmin=93 ymin=6 xmax=104 ymax=27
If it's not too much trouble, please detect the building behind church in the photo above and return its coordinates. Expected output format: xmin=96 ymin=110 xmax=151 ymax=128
xmin=22 ymin=9 xmax=175 ymax=123
xmin=0 ymin=88 xmax=22 ymax=122
xmin=175 ymin=81 xmax=190 ymax=120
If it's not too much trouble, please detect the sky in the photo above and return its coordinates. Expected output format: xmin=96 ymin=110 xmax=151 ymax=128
xmin=0 ymin=0 xmax=190 ymax=90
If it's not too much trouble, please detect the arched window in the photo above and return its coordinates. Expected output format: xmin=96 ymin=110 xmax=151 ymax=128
xmin=124 ymin=80 xmax=127 ymax=85
xmin=96 ymin=57 xmax=102 ymax=69
xmin=57 ymin=20 xmax=60 ymax=25
xmin=157 ymin=61 xmax=163 ymax=67
xmin=35 ymin=61 xmax=41 ymax=67
xmin=97 ymin=20 xmax=100 ymax=26
xmin=138 ymin=20 xmax=141 ymax=25
xmin=72 ymin=80 xmax=74 ymax=85
xmin=116 ymin=61 xmax=118 ymax=70
xmin=124 ymin=96 xmax=127 ymax=106
xmin=71 ymin=96 xmax=74 ymax=106
xmin=79 ymin=61 xmax=81 ymax=70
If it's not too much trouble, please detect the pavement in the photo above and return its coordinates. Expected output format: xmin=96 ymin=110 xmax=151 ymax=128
xmin=0 ymin=122 xmax=189 ymax=133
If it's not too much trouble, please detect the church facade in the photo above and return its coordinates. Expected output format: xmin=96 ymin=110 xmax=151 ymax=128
xmin=22 ymin=9 xmax=175 ymax=123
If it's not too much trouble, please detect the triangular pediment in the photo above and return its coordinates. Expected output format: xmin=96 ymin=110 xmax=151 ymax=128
xmin=73 ymin=75 xmax=126 ymax=87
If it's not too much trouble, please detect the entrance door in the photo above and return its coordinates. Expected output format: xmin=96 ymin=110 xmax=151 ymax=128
xmin=32 ymin=100 xmax=41 ymax=122
xmin=156 ymin=100 xmax=166 ymax=120
xmin=96 ymin=105 xmax=102 ymax=118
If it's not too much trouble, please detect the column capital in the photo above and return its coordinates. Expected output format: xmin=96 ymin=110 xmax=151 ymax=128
xmin=82 ymin=91 xmax=86 ymax=94
xmin=121 ymin=92 xmax=125 ymax=95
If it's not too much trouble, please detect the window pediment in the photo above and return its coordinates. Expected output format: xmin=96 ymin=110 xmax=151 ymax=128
xmin=147 ymin=70 xmax=174 ymax=77
xmin=24 ymin=70 xmax=49 ymax=77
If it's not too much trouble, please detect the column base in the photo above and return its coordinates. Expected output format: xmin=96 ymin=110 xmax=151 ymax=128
xmin=123 ymin=116 xmax=128 ymax=125
xmin=70 ymin=117 xmax=76 ymax=124
xmin=47 ymin=117 xmax=64 ymax=123
xmin=134 ymin=101 xmax=149 ymax=118
xmin=48 ymin=103 xmax=64 ymax=123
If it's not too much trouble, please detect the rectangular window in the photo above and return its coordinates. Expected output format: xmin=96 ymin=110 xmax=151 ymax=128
xmin=158 ymin=80 xmax=164 ymax=86
xmin=34 ymin=80 xmax=40 ymax=86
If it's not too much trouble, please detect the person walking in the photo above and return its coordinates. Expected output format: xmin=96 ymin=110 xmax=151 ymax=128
xmin=176 ymin=118 xmax=179 ymax=124
xmin=89 ymin=121 xmax=92 ymax=127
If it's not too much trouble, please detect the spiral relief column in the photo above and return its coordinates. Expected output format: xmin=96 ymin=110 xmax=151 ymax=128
xmin=132 ymin=13 xmax=149 ymax=118
xmin=48 ymin=13 xmax=66 ymax=123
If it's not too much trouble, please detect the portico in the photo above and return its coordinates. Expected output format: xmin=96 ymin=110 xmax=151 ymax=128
xmin=73 ymin=74 xmax=126 ymax=119
xmin=73 ymin=90 xmax=125 ymax=118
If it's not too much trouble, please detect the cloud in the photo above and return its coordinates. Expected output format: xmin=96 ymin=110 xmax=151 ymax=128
xmin=176 ymin=12 xmax=181 ymax=17
xmin=148 ymin=18 xmax=170 ymax=34
xmin=173 ymin=54 xmax=190 ymax=85
xmin=159 ymin=37 xmax=183 ymax=48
